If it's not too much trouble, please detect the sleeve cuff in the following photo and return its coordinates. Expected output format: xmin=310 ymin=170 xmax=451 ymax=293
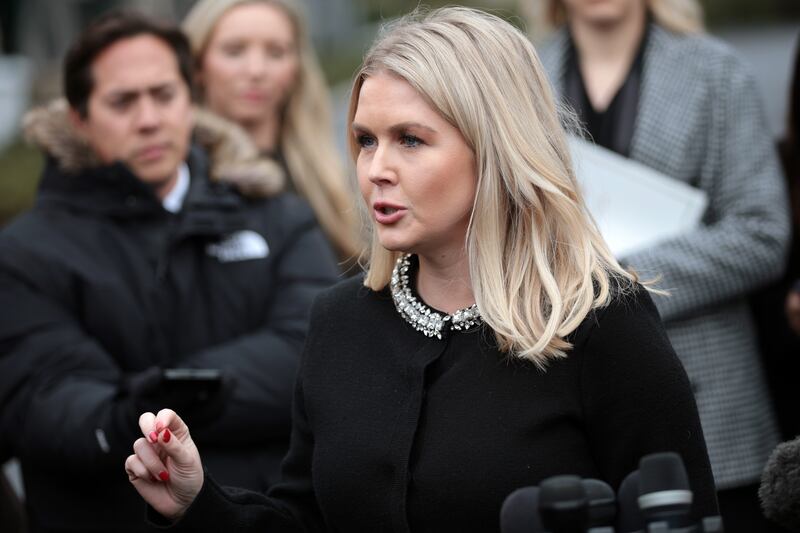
xmin=145 ymin=469 xmax=220 ymax=530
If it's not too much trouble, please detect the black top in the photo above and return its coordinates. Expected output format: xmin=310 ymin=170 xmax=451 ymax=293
xmin=158 ymin=272 xmax=717 ymax=532
xmin=565 ymin=24 xmax=649 ymax=156
xmin=0 ymin=147 xmax=340 ymax=531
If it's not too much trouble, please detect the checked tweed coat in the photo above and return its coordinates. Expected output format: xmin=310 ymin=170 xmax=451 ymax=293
xmin=540 ymin=24 xmax=791 ymax=489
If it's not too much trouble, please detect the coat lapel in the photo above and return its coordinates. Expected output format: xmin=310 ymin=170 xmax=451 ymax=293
xmin=542 ymin=25 xmax=708 ymax=188
xmin=538 ymin=28 xmax=570 ymax=96
xmin=628 ymin=26 xmax=708 ymax=186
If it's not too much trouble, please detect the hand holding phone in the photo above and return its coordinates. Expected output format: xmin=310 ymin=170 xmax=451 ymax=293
xmin=162 ymin=368 xmax=222 ymax=402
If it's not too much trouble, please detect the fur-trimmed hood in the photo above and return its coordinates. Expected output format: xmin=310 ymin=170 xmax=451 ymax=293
xmin=23 ymin=99 xmax=284 ymax=198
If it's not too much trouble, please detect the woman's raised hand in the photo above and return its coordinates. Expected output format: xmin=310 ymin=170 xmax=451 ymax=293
xmin=125 ymin=409 xmax=204 ymax=521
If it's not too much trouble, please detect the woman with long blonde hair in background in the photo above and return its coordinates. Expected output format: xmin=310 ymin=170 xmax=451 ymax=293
xmin=531 ymin=0 xmax=791 ymax=530
xmin=125 ymin=7 xmax=717 ymax=531
xmin=183 ymin=0 xmax=359 ymax=261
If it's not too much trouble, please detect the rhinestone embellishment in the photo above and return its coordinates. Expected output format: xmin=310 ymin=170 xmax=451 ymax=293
xmin=390 ymin=254 xmax=483 ymax=339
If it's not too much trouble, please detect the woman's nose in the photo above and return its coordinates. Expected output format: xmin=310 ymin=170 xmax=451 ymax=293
xmin=244 ymin=50 xmax=267 ymax=77
xmin=367 ymin=145 xmax=398 ymax=186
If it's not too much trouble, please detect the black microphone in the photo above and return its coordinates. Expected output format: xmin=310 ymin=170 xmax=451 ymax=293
xmin=500 ymin=478 xmax=616 ymax=533
xmin=500 ymin=486 xmax=544 ymax=533
xmin=582 ymin=479 xmax=616 ymax=528
xmin=759 ymin=436 xmax=800 ymax=532
xmin=539 ymin=475 xmax=589 ymax=533
xmin=637 ymin=452 xmax=693 ymax=529
xmin=617 ymin=452 xmax=724 ymax=533
xmin=616 ymin=470 xmax=645 ymax=533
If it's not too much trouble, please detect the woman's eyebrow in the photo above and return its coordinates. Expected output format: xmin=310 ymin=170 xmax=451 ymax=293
xmin=388 ymin=122 xmax=437 ymax=135
xmin=351 ymin=121 xmax=437 ymax=134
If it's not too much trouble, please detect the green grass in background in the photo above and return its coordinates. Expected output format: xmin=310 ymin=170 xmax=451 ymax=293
xmin=703 ymin=0 xmax=800 ymax=25
xmin=0 ymin=139 xmax=42 ymax=227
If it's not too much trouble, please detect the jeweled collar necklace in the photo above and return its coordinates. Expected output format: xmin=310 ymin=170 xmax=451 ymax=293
xmin=390 ymin=254 xmax=483 ymax=339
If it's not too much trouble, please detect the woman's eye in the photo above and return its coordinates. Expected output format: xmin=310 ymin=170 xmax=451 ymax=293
xmin=357 ymin=135 xmax=376 ymax=148
xmin=266 ymin=45 xmax=287 ymax=59
xmin=221 ymin=43 xmax=245 ymax=57
xmin=400 ymin=134 xmax=422 ymax=147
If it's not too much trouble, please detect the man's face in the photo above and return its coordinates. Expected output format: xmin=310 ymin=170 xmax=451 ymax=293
xmin=72 ymin=34 xmax=192 ymax=198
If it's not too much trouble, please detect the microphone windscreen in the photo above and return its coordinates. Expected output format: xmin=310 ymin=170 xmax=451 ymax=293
xmin=639 ymin=452 xmax=690 ymax=494
xmin=636 ymin=452 xmax=693 ymax=529
xmin=539 ymin=475 xmax=588 ymax=532
xmin=759 ymin=436 xmax=800 ymax=532
xmin=539 ymin=475 xmax=586 ymax=506
xmin=616 ymin=470 xmax=645 ymax=533
xmin=500 ymin=486 xmax=543 ymax=533
xmin=582 ymin=478 xmax=616 ymax=527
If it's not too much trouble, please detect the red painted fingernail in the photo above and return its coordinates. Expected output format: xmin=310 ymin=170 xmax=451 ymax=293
xmin=149 ymin=431 xmax=158 ymax=443
xmin=162 ymin=429 xmax=171 ymax=443
xmin=158 ymin=471 xmax=169 ymax=482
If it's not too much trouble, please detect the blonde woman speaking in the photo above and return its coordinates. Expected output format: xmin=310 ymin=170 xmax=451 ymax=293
xmin=125 ymin=7 xmax=718 ymax=531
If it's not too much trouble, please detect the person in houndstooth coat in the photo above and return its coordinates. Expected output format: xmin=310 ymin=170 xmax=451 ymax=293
xmin=532 ymin=0 xmax=791 ymax=530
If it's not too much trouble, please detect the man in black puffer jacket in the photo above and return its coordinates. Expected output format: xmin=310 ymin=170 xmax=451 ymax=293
xmin=0 ymin=11 xmax=340 ymax=532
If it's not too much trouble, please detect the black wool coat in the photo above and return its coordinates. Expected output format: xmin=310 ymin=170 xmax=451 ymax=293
xmin=160 ymin=274 xmax=718 ymax=533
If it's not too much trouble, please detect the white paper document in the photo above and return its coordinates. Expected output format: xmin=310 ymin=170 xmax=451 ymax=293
xmin=568 ymin=136 xmax=708 ymax=257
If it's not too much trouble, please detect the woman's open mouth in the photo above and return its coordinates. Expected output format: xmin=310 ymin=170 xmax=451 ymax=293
xmin=373 ymin=202 xmax=406 ymax=224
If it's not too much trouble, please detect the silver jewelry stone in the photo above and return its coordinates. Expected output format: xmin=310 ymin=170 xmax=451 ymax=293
xmin=390 ymin=254 xmax=483 ymax=339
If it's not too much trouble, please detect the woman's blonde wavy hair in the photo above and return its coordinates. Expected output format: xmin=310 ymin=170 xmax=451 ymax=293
xmin=183 ymin=0 xmax=359 ymax=260
xmin=350 ymin=7 xmax=638 ymax=367
xmin=525 ymin=0 xmax=704 ymax=38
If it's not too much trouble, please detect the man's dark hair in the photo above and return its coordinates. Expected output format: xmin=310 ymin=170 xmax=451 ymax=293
xmin=64 ymin=10 xmax=193 ymax=118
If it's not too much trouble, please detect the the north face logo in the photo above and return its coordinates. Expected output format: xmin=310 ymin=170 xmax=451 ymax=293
xmin=206 ymin=230 xmax=269 ymax=262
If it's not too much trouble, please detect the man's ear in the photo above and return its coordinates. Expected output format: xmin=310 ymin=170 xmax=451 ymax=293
xmin=67 ymin=106 xmax=89 ymax=138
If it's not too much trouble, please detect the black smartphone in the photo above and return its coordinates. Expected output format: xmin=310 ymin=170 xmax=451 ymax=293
xmin=162 ymin=368 xmax=222 ymax=400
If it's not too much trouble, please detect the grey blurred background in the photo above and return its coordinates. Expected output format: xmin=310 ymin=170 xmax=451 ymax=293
xmin=0 ymin=0 xmax=797 ymax=227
